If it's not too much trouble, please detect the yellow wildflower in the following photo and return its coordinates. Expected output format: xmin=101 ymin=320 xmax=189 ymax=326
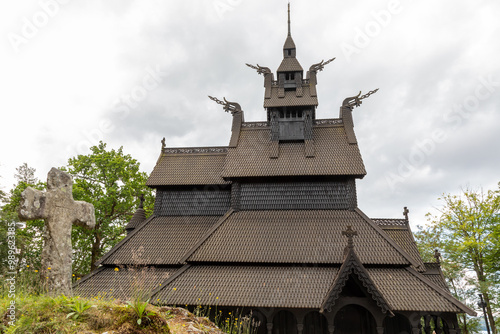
xmin=114 ymin=267 xmax=119 ymax=272
xmin=47 ymin=267 xmax=51 ymax=270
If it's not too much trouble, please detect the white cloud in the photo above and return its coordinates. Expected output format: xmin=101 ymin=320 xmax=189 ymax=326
xmin=0 ymin=0 xmax=498 ymax=229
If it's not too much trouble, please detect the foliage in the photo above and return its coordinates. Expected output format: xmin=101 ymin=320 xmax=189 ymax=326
xmin=0 ymin=164 xmax=45 ymax=276
xmin=415 ymin=184 xmax=500 ymax=334
xmin=64 ymin=141 xmax=154 ymax=274
xmin=66 ymin=297 xmax=92 ymax=320
xmin=190 ymin=304 xmax=260 ymax=334
xmin=14 ymin=163 xmax=37 ymax=185
xmin=127 ymin=298 xmax=156 ymax=326
xmin=0 ymin=294 xmax=171 ymax=333
xmin=215 ymin=310 xmax=260 ymax=334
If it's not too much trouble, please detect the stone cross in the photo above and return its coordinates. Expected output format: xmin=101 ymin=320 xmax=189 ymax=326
xmin=18 ymin=168 xmax=95 ymax=296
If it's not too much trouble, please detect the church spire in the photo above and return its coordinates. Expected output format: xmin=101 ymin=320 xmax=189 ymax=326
xmin=287 ymin=2 xmax=291 ymax=36
xmin=283 ymin=3 xmax=296 ymax=57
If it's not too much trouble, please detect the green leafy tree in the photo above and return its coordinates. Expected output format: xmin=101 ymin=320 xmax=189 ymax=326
xmin=415 ymin=184 xmax=500 ymax=334
xmin=65 ymin=141 xmax=153 ymax=274
xmin=0 ymin=164 xmax=45 ymax=274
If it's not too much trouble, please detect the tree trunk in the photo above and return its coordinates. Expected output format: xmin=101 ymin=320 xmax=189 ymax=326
xmin=483 ymin=292 xmax=497 ymax=334
xmin=90 ymin=229 xmax=101 ymax=272
xmin=460 ymin=313 xmax=468 ymax=334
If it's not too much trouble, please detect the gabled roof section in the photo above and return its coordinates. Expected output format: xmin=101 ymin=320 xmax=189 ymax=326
xmin=422 ymin=262 xmax=450 ymax=291
xmin=277 ymin=57 xmax=303 ymax=72
xmin=374 ymin=218 xmax=426 ymax=270
xmin=222 ymin=123 xmax=366 ymax=178
xmin=356 ymin=209 xmax=422 ymax=270
xmin=321 ymin=244 xmax=393 ymax=314
xmin=96 ymin=215 xmax=221 ymax=266
xmin=263 ymin=85 xmax=317 ymax=108
xmin=125 ymin=196 xmax=147 ymax=232
xmin=147 ymin=147 xmax=229 ymax=186
xmin=367 ymin=267 xmax=477 ymax=315
xmin=125 ymin=207 xmax=146 ymax=231
xmin=185 ymin=210 xmax=416 ymax=265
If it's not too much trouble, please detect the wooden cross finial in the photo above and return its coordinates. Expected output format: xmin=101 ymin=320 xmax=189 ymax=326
xmin=342 ymin=225 xmax=358 ymax=248
xmin=434 ymin=249 xmax=441 ymax=263
xmin=403 ymin=206 xmax=409 ymax=221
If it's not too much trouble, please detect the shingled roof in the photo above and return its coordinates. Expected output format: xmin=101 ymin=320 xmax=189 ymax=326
xmin=125 ymin=206 xmax=146 ymax=232
xmin=263 ymin=85 xmax=318 ymax=108
xmin=185 ymin=209 xmax=419 ymax=266
xmin=277 ymin=57 xmax=303 ymax=72
xmin=147 ymin=148 xmax=229 ymax=186
xmin=222 ymin=124 xmax=366 ymax=178
xmin=149 ymin=264 xmax=475 ymax=315
xmin=367 ymin=267 xmax=475 ymax=315
xmin=153 ymin=265 xmax=339 ymax=309
xmin=75 ymin=266 xmax=177 ymax=300
xmin=97 ymin=216 xmax=221 ymax=266
xmin=375 ymin=218 xmax=426 ymax=270
xmin=322 ymin=244 xmax=393 ymax=314
xmin=422 ymin=262 xmax=450 ymax=291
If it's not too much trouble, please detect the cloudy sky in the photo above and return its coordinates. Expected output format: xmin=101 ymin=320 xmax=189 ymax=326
xmin=1 ymin=0 xmax=499 ymax=229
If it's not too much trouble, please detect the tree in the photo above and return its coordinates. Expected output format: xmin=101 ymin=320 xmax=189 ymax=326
xmin=0 ymin=164 xmax=45 ymax=274
xmin=415 ymin=184 xmax=500 ymax=334
xmin=64 ymin=141 xmax=153 ymax=274
xmin=15 ymin=163 xmax=37 ymax=184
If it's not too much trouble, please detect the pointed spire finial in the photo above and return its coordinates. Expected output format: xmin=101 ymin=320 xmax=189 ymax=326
xmin=287 ymin=2 xmax=291 ymax=36
xmin=139 ymin=194 xmax=145 ymax=209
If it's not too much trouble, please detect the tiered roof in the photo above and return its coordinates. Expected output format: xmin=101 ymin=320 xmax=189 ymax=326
xmin=75 ymin=5 xmax=475 ymax=318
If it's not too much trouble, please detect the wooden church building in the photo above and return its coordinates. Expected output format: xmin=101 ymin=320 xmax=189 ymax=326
xmin=76 ymin=6 xmax=475 ymax=334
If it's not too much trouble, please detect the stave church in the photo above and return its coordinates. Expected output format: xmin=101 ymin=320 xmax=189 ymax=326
xmin=76 ymin=5 xmax=475 ymax=333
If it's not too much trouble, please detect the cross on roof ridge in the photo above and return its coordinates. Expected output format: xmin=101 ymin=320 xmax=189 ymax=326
xmin=342 ymin=225 xmax=358 ymax=248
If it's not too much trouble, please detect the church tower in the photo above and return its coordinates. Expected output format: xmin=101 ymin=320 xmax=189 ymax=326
xmin=76 ymin=5 xmax=476 ymax=334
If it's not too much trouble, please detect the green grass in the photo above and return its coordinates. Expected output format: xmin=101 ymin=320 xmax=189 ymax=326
xmin=0 ymin=294 xmax=171 ymax=333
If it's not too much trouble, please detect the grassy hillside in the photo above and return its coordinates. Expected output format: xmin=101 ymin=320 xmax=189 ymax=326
xmin=0 ymin=294 xmax=226 ymax=334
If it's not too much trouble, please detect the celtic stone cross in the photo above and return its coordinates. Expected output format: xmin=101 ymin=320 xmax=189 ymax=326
xmin=18 ymin=168 xmax=95 ymax=296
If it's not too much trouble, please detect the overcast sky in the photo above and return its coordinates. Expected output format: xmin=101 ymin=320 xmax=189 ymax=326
xmin=1 ymin=0 xmax=499 ymax=229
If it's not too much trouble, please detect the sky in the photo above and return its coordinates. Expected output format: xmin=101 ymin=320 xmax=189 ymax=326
xmin=0 ymin=0 xmax=499 ymax=230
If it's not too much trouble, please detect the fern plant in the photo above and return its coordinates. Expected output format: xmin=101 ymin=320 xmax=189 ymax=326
xmin=126 ymin=298 xmax=155 ymax=326
xmin=66 ymin=298 xmax=92 ymax=320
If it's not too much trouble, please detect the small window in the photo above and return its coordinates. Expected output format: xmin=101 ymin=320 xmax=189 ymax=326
xmin=287 ymin=49 xmax=292 ymax=56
